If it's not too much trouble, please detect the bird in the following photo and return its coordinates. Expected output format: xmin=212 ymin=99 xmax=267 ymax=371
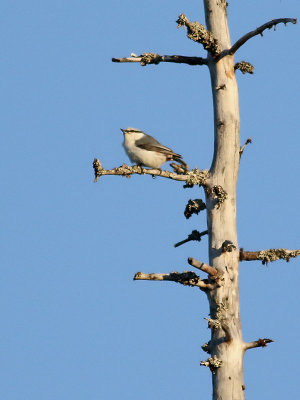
xmin=121 ymin=127 xmax=188 ymax=170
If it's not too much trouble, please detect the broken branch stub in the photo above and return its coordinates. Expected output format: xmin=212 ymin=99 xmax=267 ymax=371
xmin=174 ymin=230 xmax=208 ymax=248
xmin=200 ymin=355 xmax=222 ymax=374
xmin=188 ymin=257 xmax=218 ymax=277
xmin=176 ymin=13 xmax=221 ymax=56
xmin=201 ymin=342 xmax=211 ymax=354
xmin=235 ymin=62 xmax=254 ymax=75
xmin=244 ymin=338 xmax=274 ymax=351
xmin=188 ymin=258 xmax=224 ymax=287
xmin=184 ymin=199 xmax=206 ymax=219
xmin=239 ymin=138 xmax=252 ymax=159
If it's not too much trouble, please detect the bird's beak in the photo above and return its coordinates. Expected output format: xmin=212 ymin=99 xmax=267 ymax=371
xmin=120 ymin=128 xmax=125 ymax=134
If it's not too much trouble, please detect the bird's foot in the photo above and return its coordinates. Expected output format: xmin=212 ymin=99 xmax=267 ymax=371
xmin=170 ymin=162 xmax=188 ymax=174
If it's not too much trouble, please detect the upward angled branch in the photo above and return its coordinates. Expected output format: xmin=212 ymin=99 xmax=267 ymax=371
xmin=239 ymin=138 xmax=252 ymax=159
xmin=188 ymin=257 xmax=218 ymax=277
xmin=228 ymin=18 xmax=297 ymax=55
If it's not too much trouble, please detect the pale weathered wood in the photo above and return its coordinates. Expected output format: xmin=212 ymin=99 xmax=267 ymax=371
xmin=133 ymin=271 xmax=215 ymax=290
xmin=188 ymin=257 xmax=218 ymax=277
xmin=244 ymin=338 xmax=273 ymax=351
xmin=203 ymin=1 xmax=244 ymax=398
xmin=93 ymin=159 xmax=208 ymax=185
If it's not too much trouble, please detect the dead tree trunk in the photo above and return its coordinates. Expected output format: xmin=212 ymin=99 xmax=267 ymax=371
xmin=203 ymin=2 xmax=244 ymax=398
xmin=93 ymin=2 xmax=298 ymax=399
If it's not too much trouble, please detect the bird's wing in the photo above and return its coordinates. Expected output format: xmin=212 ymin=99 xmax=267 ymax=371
xmin=135 ymin=135 xmax=182 ymax=158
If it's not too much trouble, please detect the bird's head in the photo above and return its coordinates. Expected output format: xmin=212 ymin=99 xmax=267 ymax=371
xmin=120 ymin=127 xmax=145 ymax=139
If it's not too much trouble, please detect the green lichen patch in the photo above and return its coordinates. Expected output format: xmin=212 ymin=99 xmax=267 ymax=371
xmin=185 ymin=168 xmax=208 ymax=187
xmin=140 ymin=53 xmax=162 ymax=66
xmin=258 ymin=249 xmax=300 ymax=264
xmin=176 ymin=14 xmax=221 ymax=55
xmin=235 ymin=61 xmax=254 ymax=74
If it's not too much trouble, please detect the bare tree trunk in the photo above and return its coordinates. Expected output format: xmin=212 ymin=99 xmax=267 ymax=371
xmin=203 ymin=1 xmax=244 ymax=398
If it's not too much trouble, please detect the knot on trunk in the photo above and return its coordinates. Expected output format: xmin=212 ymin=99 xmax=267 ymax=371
xmin=222 ymin=240 xmax=237 ymax=253
xmin=205 ymin=185 xmax=227 ymax=208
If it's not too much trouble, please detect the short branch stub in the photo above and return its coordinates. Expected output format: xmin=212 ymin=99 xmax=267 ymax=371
xmin=200 ymin=355 xmax=222 ymax=374
xmin=235 ymin=61 xmax=254 ymax=74
xmin=184 ymin=199 xmax=206 ymax=219
xmin=174 ymin=230 xmax=208 ymax=248
xmin=244 ymin=338 xmax=274 ymax=351
xmin=176 ymin=14 xmax=221 ymax=55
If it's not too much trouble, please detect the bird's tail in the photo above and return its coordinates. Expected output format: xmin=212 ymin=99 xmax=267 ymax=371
xmin=173 ymin=155 xmax=189 ymax=171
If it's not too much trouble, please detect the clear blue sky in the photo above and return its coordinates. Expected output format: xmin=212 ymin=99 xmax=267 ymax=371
xmin=1 ymin=1 xmax=299 ymax=399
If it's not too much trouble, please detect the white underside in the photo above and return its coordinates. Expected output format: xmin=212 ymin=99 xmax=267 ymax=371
xmin=123 ymin=138 xmax=167 ymax=168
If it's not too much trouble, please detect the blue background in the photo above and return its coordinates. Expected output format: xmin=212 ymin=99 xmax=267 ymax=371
xmin=1 ymin=1 xmax=299 ymax=399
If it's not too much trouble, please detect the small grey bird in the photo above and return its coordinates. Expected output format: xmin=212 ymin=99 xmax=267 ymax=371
xmin=121 ymin=127 xmax=188 ymax=169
